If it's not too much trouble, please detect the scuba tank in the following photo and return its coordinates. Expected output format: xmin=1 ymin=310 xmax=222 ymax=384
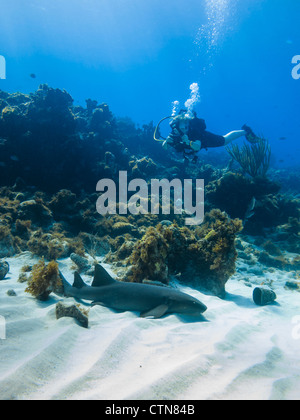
xmin=154 ymin=110 xmax=206 ymax=142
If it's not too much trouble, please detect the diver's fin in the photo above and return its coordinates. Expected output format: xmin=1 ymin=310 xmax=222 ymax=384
xmin=242 ymin=124 xmax=261 ymax=144
xmin=92 ymin=264 xmax=116 ymax=287
xmin=140 ymin=304 xmax=169 ymax=319
xmin=73 ymin=272 xmax=86 ymax=289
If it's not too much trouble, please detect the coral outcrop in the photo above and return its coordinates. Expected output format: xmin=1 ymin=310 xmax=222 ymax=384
xmin=129 ymin=226 xmax=169 ymax=284
xmin=25 ymin=259 xmax=63 ymax=300
xmin=127 ymin=210 xmax=243 ymax=298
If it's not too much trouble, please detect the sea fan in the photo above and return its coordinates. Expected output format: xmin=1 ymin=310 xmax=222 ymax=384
xmin=227 ymin=138 xmax=271 ymax=178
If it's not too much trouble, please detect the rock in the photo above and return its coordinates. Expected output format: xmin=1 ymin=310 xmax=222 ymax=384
xmin=238 ymin=250 xmax=253 ymax=261
xmin=116 ymin=241 xmax=135 ymax=259
xmin=263 ymin=240 xmax=283 ymax=257
xmin=70 ymin=253 xmax=91 ymax=272
xmin=0 ymin=233 xmax=16 ymax=258
xmin=56 ymin=302 xmax=89 ymax=328
xmin=0 ymin=261 xmax=9 ymax=280
xmin=112 ymin=222 xmax=136 ymax=236
xmin=285 ymin=281 xmax=299 ymax=290
xmin=258 ymin=251 xmax=289 ymax=270
xmin=79 ymin=233 xmax=110 ymax=257
xmin=247 ymin=266 xmax=264 ymax=276
xmin=85 ymin=267 xmax=96 ymax=276
xmin=160 ymin=220 xmax=172 ymax=227
xmin=18 ymin=199 xmax=53 ymax=227
xmin=18 ymin=272 xmax=29 ymax=283
xmin=7 ymin=289 xmax=16 ymax=296
xmin=235 ymin=238 xmax=245 ymax=251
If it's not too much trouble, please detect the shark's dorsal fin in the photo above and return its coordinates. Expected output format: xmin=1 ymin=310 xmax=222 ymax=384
xmin=73 ymin=272 xmax=86 ymax=289
xmin=92 ymin=264 xmax=116 ymax=287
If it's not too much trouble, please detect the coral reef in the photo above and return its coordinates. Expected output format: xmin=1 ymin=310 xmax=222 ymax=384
xmin=205 ymin=172 xmax=300 ymax=238
xmin=0 ymin=85 xmax=298 ymax=302
xmin=18 ymin=199 xmax=53 ymax=227
xmin=128 ymin=225 xmax=169 ymax=284
xmin=0 ymin=225 xmax=17 ymax=257
xmin=0 ymin=85 xmax=122 ymax=192
xmin=129 ymin=157 xmax=157 ymax=178
xmin=184 ymin=210 xmax=243 ymax=297
xmin=206 ymin=172 xmax=281 ymax=221
xmin=27 ymin=229 xmax=69 ymax=260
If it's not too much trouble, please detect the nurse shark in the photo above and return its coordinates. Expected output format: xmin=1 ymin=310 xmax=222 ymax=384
xmin=59 ymin=264 xmax=207 ymax=318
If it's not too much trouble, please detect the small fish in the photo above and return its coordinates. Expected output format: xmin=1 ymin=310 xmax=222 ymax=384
xmin=0 ymin=162 xmax=6 ymax=167
xmin=10 ymin=155 xmax=19 ymax=162
xmin=279 ymin=137 xmax=286 ymax=141
xmin=244 ymin=197 xmax=256 ymax=224
xmin=30 ymin=73 xmax=36 ymax=79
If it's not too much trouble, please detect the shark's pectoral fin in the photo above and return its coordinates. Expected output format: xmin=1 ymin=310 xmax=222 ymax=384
xmin=140 ymin=304 xmax=169 ymax=319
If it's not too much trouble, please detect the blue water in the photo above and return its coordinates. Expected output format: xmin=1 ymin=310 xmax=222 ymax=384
xmin=1 ymin=0 xmax=299 ymax=167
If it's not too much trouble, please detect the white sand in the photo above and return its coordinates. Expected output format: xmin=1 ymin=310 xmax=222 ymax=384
xmin=0 ymin=251 xmax=300 ymax=400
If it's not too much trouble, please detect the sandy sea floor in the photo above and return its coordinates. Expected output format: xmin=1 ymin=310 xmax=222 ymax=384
xmin=0 ymin=251 xmax=300 ymax=400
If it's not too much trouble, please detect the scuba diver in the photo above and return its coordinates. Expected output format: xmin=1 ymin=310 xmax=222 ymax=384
xmin=154 ymin=110 xmax=260 ymax=163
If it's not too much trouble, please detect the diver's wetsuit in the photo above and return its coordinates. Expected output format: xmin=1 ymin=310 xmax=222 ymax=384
xmin=167 ymin=131 xmax=195 ymax=161
xmin=188 ymin=117 xmax=226 ymax=150
xmin=167 ymin=115 xmax=226 ymax=162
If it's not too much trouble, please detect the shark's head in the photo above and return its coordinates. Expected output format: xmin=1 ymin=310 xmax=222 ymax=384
xmin=170 ymin=293 xmax=207 ymax=316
